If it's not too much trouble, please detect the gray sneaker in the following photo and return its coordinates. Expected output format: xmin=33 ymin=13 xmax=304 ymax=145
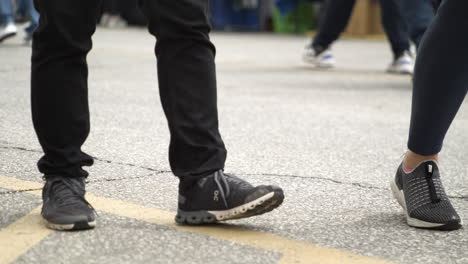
xmin=42 ymin=176 xmax=96 ymax=231
xmin=391 ymin=160 xmax=462 ymax=230
xmin=176 ymin=170 xmax=284 ymax=225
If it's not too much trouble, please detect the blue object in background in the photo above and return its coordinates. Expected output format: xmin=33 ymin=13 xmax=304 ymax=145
xmin=275 ymin=0 xmax=321 ymax=15
xmin=0 ymin=0 xmax=14 ymax=24
xmin=210 ymin=0 xmax=261 ymax=31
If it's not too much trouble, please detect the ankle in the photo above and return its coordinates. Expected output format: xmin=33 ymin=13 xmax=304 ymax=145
xmin=403 ymin=151 xmax=439 ymax=172
xmin=312 ymin=44 xmax=327 ymax=55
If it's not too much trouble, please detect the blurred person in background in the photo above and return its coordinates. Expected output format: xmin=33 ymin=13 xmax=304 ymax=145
xmin=303 ymin=0 xmax=414 ymax=75
xmin=0 ymin=0 xmax=16 ymax=42
xmin=397 ymin=0 xmax=433 ymax=50
xmin=18 ymin=0 xmax=39 ymax=43
xmin=0 ymin=0 xmax=38 ymax=44
xmin=119 ymin=0 xmax=147 ymax=27
xmin=14 ymin=0 xmax=28 ymax=23
xmin=31 ymin=0 xmax=284 ymax=231
xmin=100 ymin=0 xmax=127 ymax=28
xmin=391 ymin=0 xmax=463 ymax=231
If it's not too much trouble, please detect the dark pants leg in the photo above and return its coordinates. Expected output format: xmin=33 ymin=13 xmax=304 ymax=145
xmin=31 ymin=0 xmax=100 ymax=178
xmin=380 ymin=0 xmax=410 ymax=57
xmin=312 ymin=0 xmax=356 ymax=50
xmin=397 ymin=0 xmax=433 ymax=49
xmin=408 ymin=0 xmax=468 ymax=155
xmin=139 ymin=0 xmax=227 ymax=180
xmin=0 ymin=0 xmax=14 ymax=24
xmin=313 ymin=0 xmax=410 ymax=57
xmin=32 ymin=0 xmax=227 ymax=180
xmin=102 ymin=0 xmax=120 ymax=15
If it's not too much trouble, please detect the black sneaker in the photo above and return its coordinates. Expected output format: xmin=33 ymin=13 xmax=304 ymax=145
xmin=42 ymin=176 xmax=96 ymax=231
xmin=391 ymin=160 xmax=462 ymax=230
xmin=175 ymin=170 xmax=284 ymax=225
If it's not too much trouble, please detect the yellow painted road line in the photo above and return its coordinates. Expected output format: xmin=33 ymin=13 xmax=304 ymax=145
xmin=0 ymin=206 xmax=53 ymax=264
xmin=0 ymin=176 xmax=393 ymax=264
xmin=0 ymin=176 xmax=42 ymax=191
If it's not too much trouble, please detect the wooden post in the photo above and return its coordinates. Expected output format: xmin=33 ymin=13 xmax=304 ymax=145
xmin=345 ymin=0 xmax=384 ymax=36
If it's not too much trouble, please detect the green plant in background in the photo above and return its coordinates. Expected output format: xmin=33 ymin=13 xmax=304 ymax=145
xmin=273 ymin=0 xmax=317 ymax=34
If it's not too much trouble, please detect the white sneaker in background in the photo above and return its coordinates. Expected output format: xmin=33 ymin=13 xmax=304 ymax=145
xmin=302 ymin=45 xmax=336 ymax=69
xmin=0 ymin=23 xmax=18 ymax=42
xmin=106 ymin=15 xmax=127 ymax=28
xmin=100 ymin=13 xmax=127 ymax=28
xmin=387 ymin=50 xmax=414 ymax=75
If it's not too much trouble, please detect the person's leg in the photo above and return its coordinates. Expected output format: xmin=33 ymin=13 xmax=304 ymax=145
xmin=102 ymin=0 xmax=120 ymax=15
xmin=380 ymin=0 xmax=414 ymax=74
xmin=312 ymin=0 xmax=356 ymax=52
xmin=0 ymin=0 xmax=14 ymax=24
xmin=139 ymin=0 xmax=284 ymax=225
xmin=23 ymin=0 xmax=39 ymax=38
xmin=407 ymin=0 xmax=468 ymax=160
xmin=15 ymin=0 xmax=27 ymax=18
xmin=100 ymin=0 xmax=126 ymax=28
xmin=32 ymin=0 xmax=101 ymax=230
xmin=0 ymin=0 xmax=17 ymax=42
xmin=302 ymin=0 xmax=355 ymax=67
xmin=32 ymin=0 xmax=100 ymax=178
xmin=432 ymin=0 xmax=443 ymax=10
xmin=139 ymin=0 xmax=226 ymax=180
xmin=380 ymin=0 xmax=410 ymax=57
xmin=392 ymin=0 xmax=466 ymax=230
xmin=398 ymin=0 xmax=434 ymax=49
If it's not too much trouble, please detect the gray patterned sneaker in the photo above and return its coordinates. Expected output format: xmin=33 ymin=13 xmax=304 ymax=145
xmin=42 ymin=176 xmax=96 ymax=231
xmin=176 ymin=170 xmax=284 ymax=225
xmin=391 ymin=160 xmax=462 ymax=230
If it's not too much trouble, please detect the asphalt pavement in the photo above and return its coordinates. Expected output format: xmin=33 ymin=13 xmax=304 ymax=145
xmin=0 ymin=27 xmax=467 ymax=264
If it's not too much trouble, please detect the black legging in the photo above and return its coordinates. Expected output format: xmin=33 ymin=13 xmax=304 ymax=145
xmin=313 ymin=0 xmax=410 ymax=57
xmin=408 ymin=0 xmax=468 ymax=155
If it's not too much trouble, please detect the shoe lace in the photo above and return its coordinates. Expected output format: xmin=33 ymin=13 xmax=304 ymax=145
xmin=213 ymin=172 xmax=253 ymax=208
xmin=425 ymin=164 xmax=441 ymax=204
xmin=213 ymin=171 xmax=230 ymax=208
xmin=46 ymin=177 xmax=95 ymax=210
xmin=225 ymin=174 xmax=252 ymax=189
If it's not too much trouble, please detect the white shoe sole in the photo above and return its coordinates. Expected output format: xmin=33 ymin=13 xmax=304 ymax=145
xmin=176 ymin=188 xmax=284 ymax=225
xmin=387 ymin=65 xmax=413 ymax=75
xmin=46 ymin=220 xmax=96 ymax=231
xmin=0 ymin=32 xmax=17 ymax=42
xmin=208 ymin=191 xmax=275 ymax=221
xmin=302 ymin=55 xmax=335 ymax=69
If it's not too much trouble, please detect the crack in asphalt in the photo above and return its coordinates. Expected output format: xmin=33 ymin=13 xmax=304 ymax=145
xmin=86 ymin=173 xmax=166 ymax=183
xmin=245 ymin=172 xmax=384 ymax=190
xmin=0 ymin=145 xmax=39 ymax=154
xmin=93 ymin=157 xmax=170 ymax=174
xmin=0 ymin=174 xmax=162 ymax=195
xmin=1 ymin=144 xmax=467 ymax=201
xmin=0 ymin=144 xmax=170 ymax=174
